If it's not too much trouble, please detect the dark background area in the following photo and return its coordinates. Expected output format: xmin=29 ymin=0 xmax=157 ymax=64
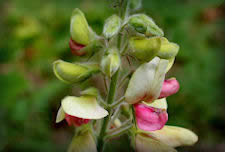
xmin=0 ymin=0 xmax=225 ymax=151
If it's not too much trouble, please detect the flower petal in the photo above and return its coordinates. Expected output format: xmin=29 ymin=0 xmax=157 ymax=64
xmin=62 ymin=96 xmax=108 ymax=119
xmin=143 ymin=98 xmax=167 ymax=110
xmin=134 ymin=103 xmax=168 ymax=131
xmin=136 ymin=133 xmax=177 ymax=152
xmin=70 ymin=8 xmax=94 ymax=45
xmin=69 ymin=38 xmax=86 ymax=56
xmin=148 ymin=125 xmax=198 ymax=147
xmin=159 ymin=78 xmax=180 ymax=98
xmin=129 ymin=37 xmax=161 ymax=62
xmin=56 ymin=106 xmax=65 ymax=123
xmin=166 ymin=57 xmax=175 ymax=73
xmin=125 ymin=57 xmax=168 ymax=104
xmin=65 ymin=113 xmax=90 ymax=126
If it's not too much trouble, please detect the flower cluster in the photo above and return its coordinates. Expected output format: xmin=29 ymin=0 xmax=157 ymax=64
xmin=53 ymin=2 xmax=198 ymax=152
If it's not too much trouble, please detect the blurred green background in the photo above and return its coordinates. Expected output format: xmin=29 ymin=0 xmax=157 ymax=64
xmin=0 ymin=0 xmax=225 ymax=151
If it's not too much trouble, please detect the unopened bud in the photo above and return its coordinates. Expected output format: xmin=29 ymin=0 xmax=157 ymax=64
xmin=129 ymin=37 xmax=161 ymax=62
xmin=53 ymin=60 xmax=99 ymax=83
xmin=103 ymin=15 xmax=122 ymax=39
xmin=128 ymin=14 xmax=164 ymax=37
xmin=101 ymin=48 xmax=121 ymax=77
xmin=70 ymin=8 xmax=95 ymax=45
xmin=68 ymin=130 xmax=97 ymax=152
xmin=157 ymin=37 xmax=179 ymax=59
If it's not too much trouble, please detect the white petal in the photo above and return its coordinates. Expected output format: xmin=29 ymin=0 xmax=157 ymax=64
xmin=125 ymin=57 xmax=168 ymax=104
xmin=149 ymin=125 xmax=198 ymax=147
xmin=136 ymin=134 xmax=177 ymax=152
xmin=143 ymin=98 xmax=167 ymax=109
xmin=62 ymin=96 xmax=108 ymax=119
xmin=56 ymin=106 xmax=65 ymax=123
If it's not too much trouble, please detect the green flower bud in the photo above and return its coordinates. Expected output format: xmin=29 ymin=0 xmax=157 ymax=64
xmin=135 ymin=133 xmax=177 ymax=152
xmin=128 ymin=14 xmax=164 ymax=37
xmin=68 ymin=130 xmax=97 ymax=152
xmin=70 ymin=8 xmax=95 ymax=45
xmin=101 ymin=48 xmax=121 ymax=77
xmin=103 ymin=15 xmax=122 ymax=39
xmin=129 ymin=37 xmax=161 ymax=62
xmin=53 ymin=60 xmax=99 ymax=83
xmin=157 ymin=37 xmax=180 ymax=59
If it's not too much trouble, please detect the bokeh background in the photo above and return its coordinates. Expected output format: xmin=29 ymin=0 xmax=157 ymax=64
xmin=0 ymin=0 xmax=225 ymax=151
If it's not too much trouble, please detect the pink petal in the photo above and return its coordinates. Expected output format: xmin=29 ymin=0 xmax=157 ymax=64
xmin=134 ymin=103 xmax=168 ymax=131
xmin=65 ymin=113 xmax=90 ymax=127
xmin=159 ymin=78 xmax=180 ymax=99
xmin=69 ymin=38 xmax=86 ymax=56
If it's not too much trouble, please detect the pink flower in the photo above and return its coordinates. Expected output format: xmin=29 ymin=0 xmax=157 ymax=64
xmin=69 ymin=38 xmax=86 ymax=56
xmin=65 ymin=113 xmax=90 ymax=127
xmin=159 ymin=78 xmax=180 ymax=99
xmin=134 ymin=103 xmax=168 ymax=131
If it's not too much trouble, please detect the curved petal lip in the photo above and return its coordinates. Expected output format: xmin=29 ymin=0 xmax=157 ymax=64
xmin=62 ymin=96 xmax=108 ymax=119
xmin=69 ymin=38 xmax=86 ymax=56
xmin=135 ymin=104 xmax=168 ymax=131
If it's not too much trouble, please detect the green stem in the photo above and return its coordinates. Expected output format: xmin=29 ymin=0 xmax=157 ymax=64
xmin=97 ymin=70 xmax=119 ymax=152
xmin=105 ymin=121 xmax=132 ymax=140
